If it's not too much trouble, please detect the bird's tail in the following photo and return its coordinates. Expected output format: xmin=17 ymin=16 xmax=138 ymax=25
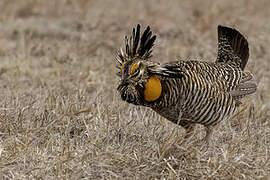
xmin=216 ymin=25 xmax=249 ymax=70
xmin=230 ymin=72 xmax=257 ymax=99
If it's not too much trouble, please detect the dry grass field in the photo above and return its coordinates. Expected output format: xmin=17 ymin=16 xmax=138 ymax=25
xmin=0 ymin=0 xmax=270 ymax=179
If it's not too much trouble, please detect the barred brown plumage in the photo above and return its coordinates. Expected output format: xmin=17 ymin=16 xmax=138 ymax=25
xmin=116 ymin=24 xmax=257 ymax=142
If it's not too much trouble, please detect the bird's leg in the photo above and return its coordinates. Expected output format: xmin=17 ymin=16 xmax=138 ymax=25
xmin=183 ymin=123 xmax=195 ymax=140
xmin=176 ymin=114 xmax=195 ymax=144
xmin=231 ymin=103 xmax=249 ymax=119
xmin=177 ymin=123 xmax=195 ymax=146
xmin=202 ymin=126 xmax=213 ymax=144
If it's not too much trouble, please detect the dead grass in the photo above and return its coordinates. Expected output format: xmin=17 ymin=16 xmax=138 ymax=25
xmin=0 ymin=0 xmax=269 ymax=179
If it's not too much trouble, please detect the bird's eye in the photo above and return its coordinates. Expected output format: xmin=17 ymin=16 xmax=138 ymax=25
xmin=130 ymin=63 xmax=139 ymax=75
xmin=120 ymin=62 xmax=126 ymax=74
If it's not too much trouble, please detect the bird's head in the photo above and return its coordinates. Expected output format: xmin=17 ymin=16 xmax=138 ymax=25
xmin=116 ymin=24 xmax=162 ymax=105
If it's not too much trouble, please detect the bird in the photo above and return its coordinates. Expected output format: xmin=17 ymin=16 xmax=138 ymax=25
xmin=116 ymin=24 xmax=257 ymax=142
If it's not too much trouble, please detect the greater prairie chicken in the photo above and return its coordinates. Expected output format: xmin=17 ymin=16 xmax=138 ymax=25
xmin=116 ymin=24 xmax=257 ymax=141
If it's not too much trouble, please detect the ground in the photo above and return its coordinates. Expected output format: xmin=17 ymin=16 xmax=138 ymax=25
xmin=0 ymin=0 xmax=270 ymax=179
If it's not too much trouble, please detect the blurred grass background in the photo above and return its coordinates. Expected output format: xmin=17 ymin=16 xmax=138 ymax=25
xmin=0 ymin=0 xmax=269 ymax=179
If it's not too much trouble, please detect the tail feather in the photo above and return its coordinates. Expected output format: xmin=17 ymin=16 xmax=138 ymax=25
xmin=230 ymin=72 xmax=257 ymax=98
xmin=216 ymin=25 xmax=249 ymax=70
xmin=230 ymin=82 xmax=257 ymax=98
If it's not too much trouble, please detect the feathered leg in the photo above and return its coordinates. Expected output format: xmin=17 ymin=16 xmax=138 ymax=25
xmin=203 ymin=126 xmax=213 ymax=144
xmin=183 ymin=123 xmax=195 ymax=140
